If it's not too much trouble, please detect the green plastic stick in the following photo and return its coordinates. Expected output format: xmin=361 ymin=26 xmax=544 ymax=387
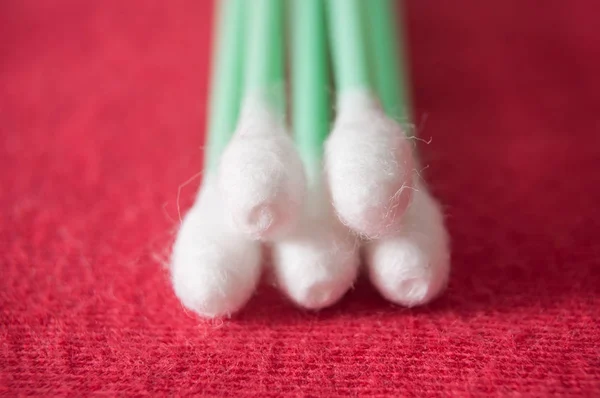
xmin=292 ymin=0 xmax=329 ymax=181
xmin=245 ymin=0 xmax=286 ymax=113
xmin=365 ymin=0 xmax=414 ymax=130
xmin=327 ymin=0 xmax=371 ymax=91
xmin=204 ymin=0 xmax=246 ymax=171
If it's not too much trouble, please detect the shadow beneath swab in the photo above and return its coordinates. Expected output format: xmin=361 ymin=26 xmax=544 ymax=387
xmin=231 ymin=272 xmax=449 ymax=327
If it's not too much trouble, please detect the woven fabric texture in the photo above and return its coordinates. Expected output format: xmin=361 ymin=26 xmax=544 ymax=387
xmin=1 ymin=0 xmax=599 ymax=396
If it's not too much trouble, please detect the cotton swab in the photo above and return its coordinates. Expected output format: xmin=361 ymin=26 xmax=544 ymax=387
xmin=218 ymin=0 xmax=306 ymax=240
xmin=171 ymin=0 xmax=261 ymax=318
xmin=365 ymin=0 xmax=414 ymax=125
xmin=362 ymin=0 xmax=450 ymax=307
xmin=171 ymin=176 xmax=262 ymax=318
xmin=271 ymin=0 xmax=359 ymax=310
xmin=325 ymin=0 xmax=415 ymax=239
xmin=364 ymin=181 xmax=450 ymax=307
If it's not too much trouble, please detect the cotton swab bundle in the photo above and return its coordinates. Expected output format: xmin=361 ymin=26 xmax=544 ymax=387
xmin=218 ymin=0 xmax=306 ymax=239
xmin=171 ymin=0 xmax=449 ymax=318
xmin=171 ymin=0 xmax=261 ymax=318
xmin=271 ymin=0 xmax=359 ymax=310
xmin=362 ymin=0 xmax=450 ymax=306
xmin=325 ymin=0 xmax=416 ymax=239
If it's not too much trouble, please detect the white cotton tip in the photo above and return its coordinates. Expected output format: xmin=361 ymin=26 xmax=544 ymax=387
xmin=170 ymin=175 xmax=262 ymax=318
xmin=325 ymin=90 xmax=415 ymax=239
xmin=272 ymin=179 xmax=360 ymax=310
xmin=364 ymin=182 xmax=450 ymax=307
xmin=218 ymin=99 xmax=306 ymax=240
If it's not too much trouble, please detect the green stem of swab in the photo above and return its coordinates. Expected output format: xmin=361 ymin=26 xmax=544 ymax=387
xmin=292 ymin=0 xmax=330 ymax=182
xmin=204 ymin=0 xmax=246 ymax=172
xmin=327 ymin=0 xmax=371 ymax=92
xmin=365 ymin=0 xmax=414 ymax=130
xmin=245 ymin=0 xmax=286 ymax=113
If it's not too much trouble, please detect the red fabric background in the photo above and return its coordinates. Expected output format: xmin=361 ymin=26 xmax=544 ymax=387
xmin=1 ymin=0 xmax=599 ymax=396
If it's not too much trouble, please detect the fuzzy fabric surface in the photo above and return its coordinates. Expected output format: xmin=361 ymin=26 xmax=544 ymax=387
xmin=1 ymin=0 xmax=599 ymax=396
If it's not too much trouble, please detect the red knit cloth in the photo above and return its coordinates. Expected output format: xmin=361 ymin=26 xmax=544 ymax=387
xmin=2 ymin=1 xmax=599 ymax=396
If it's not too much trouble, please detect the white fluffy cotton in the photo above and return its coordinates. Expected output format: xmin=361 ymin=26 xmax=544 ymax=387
xmin=326 ymin=89 xmax=415 ymax=239
xmin=218 ymin=98 xmax=306 ymax=240
xmin=363 ymin=181 xmax=450 ymax=307
xmin=271 ymin=176 xmax=360 ymax=310
xmin=170 ymin=175 xmax=262 ymax=318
